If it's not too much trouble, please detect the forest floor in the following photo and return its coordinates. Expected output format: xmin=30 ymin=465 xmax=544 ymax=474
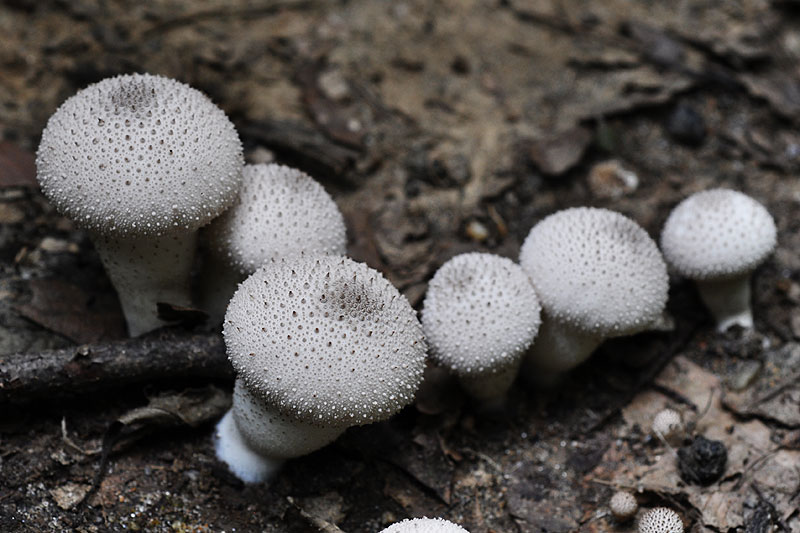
xmin=1 ymin=0 xmax=800 ymax=531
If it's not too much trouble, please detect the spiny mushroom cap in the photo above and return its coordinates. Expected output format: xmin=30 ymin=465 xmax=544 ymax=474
xmin=609 ymin=491 xmax=638 ymax=521
xmin=224 ymin=255 xmax=426 ymax=427
xmin=638 ymin=507 xmax=683 ymax=533
xmin=652 ymin=408 xmax=682 ymax=438
xmin=519 ymin=207 xmax=669 ymax=337
xmin=660 ymin=189 xmax=776 ymax=281
xmin=205 ymin=163 xmax=347 ymax=274
xmin=422 ymin=253 xmax=541 ymax=377
xmin=379 ymin=518 xmax=470 ymax=533
xmin=36 ymin=73 xmax=243 ymax=236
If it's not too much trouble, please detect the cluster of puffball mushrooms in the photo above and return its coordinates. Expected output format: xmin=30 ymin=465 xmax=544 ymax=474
xmin=35 ymin=73 xmax=777 ymax=531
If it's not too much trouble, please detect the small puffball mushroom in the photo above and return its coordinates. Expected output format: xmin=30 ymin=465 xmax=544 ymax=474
xmin=201 ymin=163 xmax=347 ymax=324
xmin=215 ymin=255 xmax=426 ymax=483
xmin=36 ymin=73 xmax=243 ymax=336
xmin=609 ymin=491 xmax=638 ymax=522
xmin=519 ymin=207 xmax=668 ymax=377
xmin=638 ymin=507 xmax=684 ymax=533
xmin=660 ymin=189 xmax=776 ymax=331
xmin=422 ymin=253 xmax=541 ymax=401
xmin=379 ymin=518 xmax=470 ymax=533
xmin=652 ymin=408 xmax=683 ymax=445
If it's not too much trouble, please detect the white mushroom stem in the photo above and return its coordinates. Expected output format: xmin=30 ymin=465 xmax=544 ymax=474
xmin=94 ymin=231 xmax=196 ymax=337
xmin=197 ymin=252 xmax=244 ymax=327
xmin=214 ymin=380 xmax=345 ymax=484
xmin=695 ymin=274 xmax=753 ymax=332
xmin=459 ymin=357 xmax=523 ymax=401
xmin=522 ymin=319 xmax=602 ymax=382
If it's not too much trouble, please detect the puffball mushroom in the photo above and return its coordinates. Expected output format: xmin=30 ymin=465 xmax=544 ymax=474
xmin=215 ymin=255 xmax=426 ymax=483
xmin=201 ymin=163 xmax=346 ymax=324
xmin=422 ymin=253 xmax=541 ymax=401
xmin=660 ymin=188 xmax=776 ymax=331
xmin=379 ymin=518 xmax=470 ymax=532
xmin=609 ymin=491 xmax=638 ymax=522
xmin=36 ymin=73 xmax=243 ymax=336
xmin=638 ymin=507 xmax=684 ymax=533
xmin=519 ymin=207 xmax=668 ymax=377
xmin=652 ymin=408 xmax=683 ymax=445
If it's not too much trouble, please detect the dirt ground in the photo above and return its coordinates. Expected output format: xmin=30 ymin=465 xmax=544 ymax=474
xmin=1 ymin=0 xmax=800 ymax=531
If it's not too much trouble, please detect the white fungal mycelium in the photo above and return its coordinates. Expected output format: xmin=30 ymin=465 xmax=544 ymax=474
xmin=200 ymin=163 xmax=346 ymax=324
xmin=519 ymin=207 xmax=669 ymax=378
xmin=660 ymin=188 xmax=776 ymax=331
xmin=36 ymin=73 xmax=243 ymax=335
xmin=215 ymin=255 xmax=426 ymax=483
xmin=422 ymin=253 xmax=541 ymax=401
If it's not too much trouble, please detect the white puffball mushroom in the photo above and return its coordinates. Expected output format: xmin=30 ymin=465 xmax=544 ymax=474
xmin=36 ymin=73 xmax=243 ymax=336
xmin=422 ymin=253 xmax=541 ymax=401
xmin=609 ymin=491 xmax=638 ymax=522
xmin=201 ymin=163 xmax=347 ymax=324
xmin=379 ymin=518 xmax=470 ymax=532
xmin=652 ymin=408 xmax=683 ymax=445
xmin=519 ymin=207 xmax=668 ymax=378
xmin=660 ymin=188 xmax=776 ymax=332
xmin=215 ymin=255 xmax=426 ymax=483
xmin=638 ymin=507 xmax=684 ymax=533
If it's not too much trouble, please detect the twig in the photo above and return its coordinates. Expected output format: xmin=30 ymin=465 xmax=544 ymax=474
xmin=61 ymin=417 xmax=101 ymax=456
xmin=0 ymin=330 xmax=231 ymax=405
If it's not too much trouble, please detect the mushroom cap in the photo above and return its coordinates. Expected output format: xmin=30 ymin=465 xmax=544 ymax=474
xmin=638 ymin=507 xmax=683 ymax=533
xmin=609 ymin=491 xmax=638 ymax=521
xmin=379 ymin=518 xmax=470 ymax=533
xmin=519 ymin=207 xmax=668 ymax=337
xmin=205 ymin=163 xmax=347 ymax=274
xmin=652 ymin=408 xmax=682 ymax=437
xmin=224 ymin=255 xmax=426 ymax=427
xmin=36 ymin=73 xmax=243 ymax=236
xmin=422 ymin=253 xmax=541 ymax=377
xmin=660 ymin=189 xmax=776 ymax=281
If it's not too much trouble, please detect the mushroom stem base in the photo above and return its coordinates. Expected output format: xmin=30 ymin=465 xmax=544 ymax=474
xmin=458 ymin=356 xmax=522 ymax=401
xmin=94 ymin=231 xmax=196 ymax=337
xmin=522 ymin=319 xmax=602 ymax=382
xmin=214 ymin=411 xmax=284 ymax=484
xmin=695 ymin=275 xmax=753 ymax=332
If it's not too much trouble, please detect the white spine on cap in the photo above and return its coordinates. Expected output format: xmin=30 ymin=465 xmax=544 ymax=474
xmin=379 ymin=518 xmax=471 ymax=532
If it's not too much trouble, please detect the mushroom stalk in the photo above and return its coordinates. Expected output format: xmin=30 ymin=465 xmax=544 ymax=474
xmin=214 ymin=380 xmax=345 ymax=484
xmin=197 ymin=251 xmax=243 ymax=326
xmin=94 ymin=231 xmax=196 ymax=337
xmin=522 ymin=319 xmax=602 ymax=382
xmin=695 ymin=275 xmax=753 ymax=332
xmin=459 ymin=358 xmax=523 ymax=401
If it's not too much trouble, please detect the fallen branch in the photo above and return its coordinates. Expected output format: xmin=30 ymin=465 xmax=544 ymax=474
xmin=0 ymin=330 xmax=232 ymax=404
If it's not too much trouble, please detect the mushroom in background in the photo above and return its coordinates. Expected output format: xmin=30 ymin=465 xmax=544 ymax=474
xmin=609 ymin=490 xmax=638 ymax=522
xmin=652 ymin=408 xmax=684 ymax=445
xmin=422 ymin=253 xmax=541 ymax=403
xmin=519 ymin=207 xmax=669 ymax=380
xmin=215 ymin=255 xmax=426 ymax=483
xmin=200 ymin=163 xmax=346 ymax=325
xmin=36 ymin=73 xmax=243 ymax=336
xmin=660 ymin=188 xmax=776 ymax=332
xmin=379 ymin=518 xmax=470 ymax=532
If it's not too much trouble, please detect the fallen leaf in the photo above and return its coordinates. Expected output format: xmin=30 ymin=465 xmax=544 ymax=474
xmin=526 ymin=126 xmax=592 ymax=176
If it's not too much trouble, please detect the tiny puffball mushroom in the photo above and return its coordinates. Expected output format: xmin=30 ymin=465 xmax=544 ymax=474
xmin=660 ymin=188 xmax=776 ymax=332
xmin=638 ymin=507 xmax=684 ymax=533
xmin=609 ymin=491 xmax=638 ymax=522
xmin=36 ymin=73 xmax=243 ymax=336
xmin=215 ymin=255 xmax=426 ymax=483
xmin=201 ymin=163 xmax=347 ymax=324
xmin=422 ymin=253 xmax=541 ymax=401
xmin=379 ymin=518 xmax=470 ymax=533
xmin=652 ymin=408 xmax=683 ymax=445
xmin=519 ymin=207 xmax=668 ymax=379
